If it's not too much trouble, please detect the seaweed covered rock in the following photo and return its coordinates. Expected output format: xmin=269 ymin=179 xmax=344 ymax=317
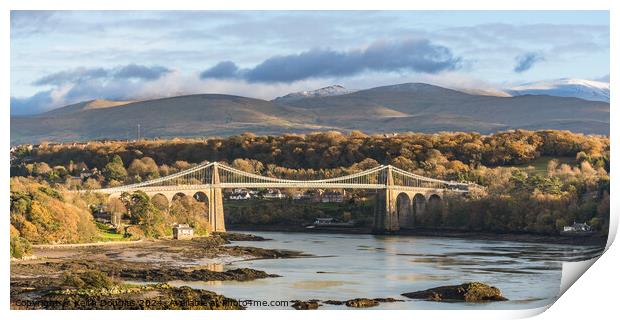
xmin=118 ymin=267 xmax=278 ymax=282
xmin=31 ymin=284 xmax=243 ymax=310
xmin=215 ymin=232 xmax=270 ymax=241
xmin=402 ymin=282 xmax=507 ymax=302
xmin=62 ymin=270 xmax=117 ymax=290
xmin=161 ymin=286 xmax=244 ymax=310
xmin=323 ymin=297 xmax=402 ymax=307
xmin=345 ymin=298 xmax=379 ymax=308
xmin=373 ymin=297 xmax=404 ymax=303
xmin=291 ymin=300 xmax=320 ymax=310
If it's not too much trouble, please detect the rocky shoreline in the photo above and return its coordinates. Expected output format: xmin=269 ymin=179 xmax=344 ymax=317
xmin=11 ymin=232 xmax=512 ymax=310
xmin=10 ymin=233 xmax=299 ymax=310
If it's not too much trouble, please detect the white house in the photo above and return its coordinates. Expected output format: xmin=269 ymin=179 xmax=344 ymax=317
xmin=229 ymin=192 xmax=252 ymax=200
xmin=172 ymin=223 xmax=194 ymax=240
xmin=262 ymin=189 xmax=285 ymax=199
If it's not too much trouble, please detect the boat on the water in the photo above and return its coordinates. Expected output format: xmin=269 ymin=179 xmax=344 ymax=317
xmin=307 ymin=217 xmax=356 ymax=228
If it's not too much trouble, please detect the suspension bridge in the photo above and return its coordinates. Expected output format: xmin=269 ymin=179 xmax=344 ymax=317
xmin=92 ymin=162 xmax=473 ymax=233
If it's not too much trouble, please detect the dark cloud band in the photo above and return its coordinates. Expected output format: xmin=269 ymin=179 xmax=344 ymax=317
xmin=200 ymin=39 xmax=462 ymax=83
xmin=33 ymin=64 xmax=171 ymax=86
xmin=513 ymin=52 xmax=545 ymax=73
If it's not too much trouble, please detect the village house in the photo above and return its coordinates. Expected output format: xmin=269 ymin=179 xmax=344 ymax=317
xmin=262 ymin=189 xmax=285 ymax=199
xmin=172 ymin=223 xmax=194 ymax=240
xmin=563 ymin=221 xmax=593 ymax=233
xmin=80 ymin=168 xmax=98 ymax=180
xmin=229 ymin=191 xmax=252 ymax=200
xmin=293 ymin=190 xmax=321 ymax=201
xmin=321 ymin=191 xmax=345 ymax=203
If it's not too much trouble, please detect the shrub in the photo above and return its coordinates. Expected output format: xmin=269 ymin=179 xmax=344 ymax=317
xmin=10 ymin=236 xmax=33 ymax=258
xmin=62 ymin=270 xmax=116 ymax=290
xmin=125 ymin=225 xmax=145 ymax=240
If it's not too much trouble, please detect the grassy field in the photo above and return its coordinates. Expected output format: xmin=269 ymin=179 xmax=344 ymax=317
xmin=509 ymin=156 xmax=577 ymax=176
xmin=95 ymin=222 xmax=126 ymax=242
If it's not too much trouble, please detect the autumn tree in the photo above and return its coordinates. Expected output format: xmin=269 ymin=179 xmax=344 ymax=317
xmin=102 ymin=155 xmax=127 ymax=183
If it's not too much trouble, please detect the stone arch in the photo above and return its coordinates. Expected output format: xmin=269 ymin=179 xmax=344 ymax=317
xmin=427 ymin=194 xmax=443 ymax=226
xmin=193 ymin=191 xmax=208 ymax=203
xmin=172 ymin=192 xmax=188 ymax=202
xmin=193 ymin=191 xmax=210 ymax=217
xmin=427 ymin=194 xmax=443 ymax=211
xmin=151 ymin=193 xmax=170 ymax=211
xmin=396 ymin=192 xmax=413 ymax=229
xmin=428 ymin=194 xmax=442 ymax=206
xmin=413 ymin=193 xmax=426 ymax=221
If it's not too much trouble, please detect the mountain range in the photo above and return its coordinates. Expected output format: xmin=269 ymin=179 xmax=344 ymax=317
xmin=10 ymin=81 xmax=609 ymax=144
xmin=507 ymin=78 xmax=610 ymax=103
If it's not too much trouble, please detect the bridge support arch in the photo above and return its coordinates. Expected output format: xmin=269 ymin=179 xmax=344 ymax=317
xmin=208 ymin=163 xmax=226 ymax=232
xmin=396 ymin=193 xmax=413 ymax=229
xmin=413 ymin=193 xmax=426 ymax=221
xmin=372 ymin=170 xmax=445 ymax=233
xmin=373 ymin=166 xmax=398 ymax=233
xmin=95 ymin=162 xmax=469 ymax=235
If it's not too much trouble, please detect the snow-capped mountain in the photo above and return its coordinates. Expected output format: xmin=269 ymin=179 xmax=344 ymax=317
xmin=274 ymin=85 xmax=356 ymax=102
xmin=507 ymin=78 xmax=609 ymax=102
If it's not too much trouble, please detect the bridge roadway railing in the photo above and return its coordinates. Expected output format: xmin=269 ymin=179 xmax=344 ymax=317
xmin=216 ymin=163 xmax=388 ymax=185
xmin=90 ymin=162 xmax=473 ymax=194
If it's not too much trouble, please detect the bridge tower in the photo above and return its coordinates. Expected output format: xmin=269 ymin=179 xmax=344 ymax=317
xmin=373 ymin=165 xmax=400 ymax=233
xmin=209 ymin=163 xmax=226 ymax=232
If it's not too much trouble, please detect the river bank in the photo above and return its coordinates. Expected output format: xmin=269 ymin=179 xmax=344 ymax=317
xmin=11 ymin=229 xmax=604 ymax=310
xmin=10 ymin=233 xmax=305 ymax=310
xmin=228 ymin=224 xmax=608 ymax=247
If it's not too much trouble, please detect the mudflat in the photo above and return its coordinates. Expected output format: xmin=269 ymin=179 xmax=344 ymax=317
xmin=10 ymin=233 xmax=305 ymax=310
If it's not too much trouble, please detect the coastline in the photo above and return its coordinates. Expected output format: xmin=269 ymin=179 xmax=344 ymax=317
xmin=228 ymin=224 xmax=608 ymax=247
xmin=10 ymin=233 xmax=301 ymax=310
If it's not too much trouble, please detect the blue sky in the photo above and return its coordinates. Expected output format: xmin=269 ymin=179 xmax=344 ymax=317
xmin=10 ymin=11 xmax=610 ymax=114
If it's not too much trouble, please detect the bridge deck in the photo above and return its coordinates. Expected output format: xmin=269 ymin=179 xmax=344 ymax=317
xmin=88 ymin=162 xmax=474 ymax=195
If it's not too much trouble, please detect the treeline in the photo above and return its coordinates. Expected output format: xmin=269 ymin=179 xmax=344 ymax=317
xmin=430 ymin=161 xmax=609 ymax=234
xmin=15 ymin=129 xmax=609 ymax=171
xmin=9 ymin=129 xmax=610 ymax=240
xmin=11 ymin=130 xmax=609 ymax=187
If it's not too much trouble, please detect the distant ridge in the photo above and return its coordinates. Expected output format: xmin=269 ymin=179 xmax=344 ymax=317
xmin=44 ymin=99 xmax=136 ymax=117
xmin=273 ymin=85 xmax=356 ymax=102
xmin=507 ymin=78 xmax=609 ymax=102
xmin=11 ymin=82 xmax=609 ymax=144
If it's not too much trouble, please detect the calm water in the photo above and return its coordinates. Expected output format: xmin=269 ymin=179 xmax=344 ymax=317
xmin=169 ymin=231 xmax=603 ymax=310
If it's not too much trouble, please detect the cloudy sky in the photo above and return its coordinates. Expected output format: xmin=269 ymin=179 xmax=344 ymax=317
xmin=11 ymin=11 xmax=609 ymax=115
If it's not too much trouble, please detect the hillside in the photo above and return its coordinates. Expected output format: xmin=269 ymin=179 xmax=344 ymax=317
xmin=507 ymin=79 xmax=610 ymax=102
xmin=11 ymin=94 xmax=325 ymax=144
xmin=10 ymin=83 xmax=609 ymax=144
xmin=278 ymin=83 xmax=609 ymax=134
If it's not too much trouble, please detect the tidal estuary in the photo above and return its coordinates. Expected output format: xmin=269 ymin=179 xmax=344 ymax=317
xmin=169 ymin=231 xmax=603 ymax=309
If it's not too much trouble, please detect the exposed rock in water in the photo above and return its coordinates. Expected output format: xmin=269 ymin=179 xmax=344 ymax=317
xmin=214 ymin=232 xmax=271 ymax=241
xmin=402 ymin=282 xmax=508 ymax=302
xmin=322 ymin=297 xmax=403 ymax=307
xmin=373 ymin=297 xmax=404 ymax=303
xmin=291 ymin=300 xmax=320 ymax=310
xmin=345 ymin=298 xmax=379 ymax=308
xmin=118 ymin=267 xmax=279 ymax=282
xmin=224 ymin=245 xmax=304 ymax=259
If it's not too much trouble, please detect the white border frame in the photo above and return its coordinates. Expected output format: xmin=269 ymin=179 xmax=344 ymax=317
xmin=2 ymin=1 xmax=616 ymax=319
